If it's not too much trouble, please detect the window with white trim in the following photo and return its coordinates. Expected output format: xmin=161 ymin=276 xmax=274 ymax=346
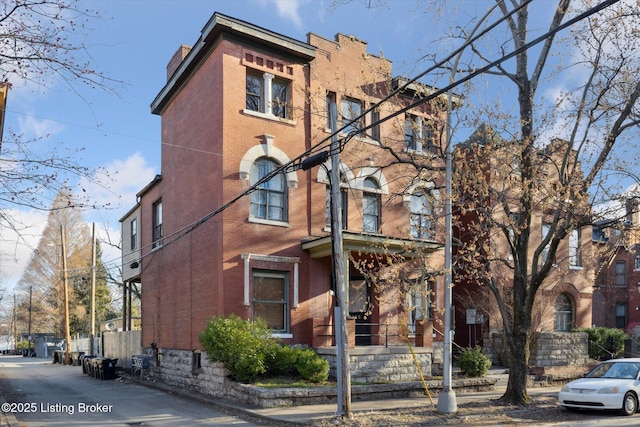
xmin=410 ymin=192 xmax=433 ymax=239
xmin=152 ymin=200 xmax=163 ymax=249
xmin=246 ymin=70 xmax=290 ymax=118
xmin=250 ymin=158 xmax=287 ymax=222
xmin=130 ymin=218 xmax=137 ymax=250
xmin=404 ymin=114 xmax=436 ymax=154
xmin=252 ymin=270 xmax=289 ymax=333
xmin=569 ymin=228 xmax=582 ymax=267
xmin=362 ymin=177 xmax=381 ymax=233
xmin=407 ymin=279 xmax=433 ymax=333
xmin=554 ymin=293 xmax=573 ymax=332
xmin=635 ymin=255 xmax=640 ymax=271
xmin=341 ymin=97 xmax=363 ymax=135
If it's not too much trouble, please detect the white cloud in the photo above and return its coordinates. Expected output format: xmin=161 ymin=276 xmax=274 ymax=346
xmin=258 ymin=0 xmax=305 ymax=29
xmin=79 ymin=152 xmax=157 ymax=212
xmin=17 ymin=113 xmax=65 ymax=140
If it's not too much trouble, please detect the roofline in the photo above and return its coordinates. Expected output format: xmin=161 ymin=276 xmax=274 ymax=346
xmin=136 ymin=174 xmax=162 ymax=199
xmin=150 ymin=12 xmax=316 ymax=115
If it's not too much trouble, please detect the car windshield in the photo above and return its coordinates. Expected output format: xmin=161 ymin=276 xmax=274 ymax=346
xmin=586 ymin=361 xmax=640 ymax=379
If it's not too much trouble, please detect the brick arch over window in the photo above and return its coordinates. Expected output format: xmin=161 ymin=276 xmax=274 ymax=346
xmin=353 ymin=167 xmax=389 ymax=194
xmin=239 ymin=134 xmax=298 ymax=188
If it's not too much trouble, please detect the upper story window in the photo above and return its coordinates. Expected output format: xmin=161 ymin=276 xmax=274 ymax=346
xmin=541 ymin=223 xmax=556 ymax=265
xmin=246 ymin=70 xmax=290 ymax=119
xmin=635 ymin=255 xmax=640 ymax=271
xmin=152 ymin=200 xmax=163 ymax=249
xmin=326 ymin=186 xmax=348 ymax=230
xmin=130 ymin=218 xmax=137 ymax=250
xmin=362 ymin=177 xmax=381 ymax=233
xmin=569 ymin=228 xmax=582 ymax=268
xmin=341 ymin=97 xmax=363 ymax=135
xmin=410 ymin=192 xmax=433 ymax=239
xmin=615 ymin=261 xmax=626 ymax=287
xmin=250 ymin=157 xmax=287 ymax=222
xmin=404 ymin=114 xmax=436 ymax=154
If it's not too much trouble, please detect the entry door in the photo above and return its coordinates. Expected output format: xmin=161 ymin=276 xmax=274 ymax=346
xmin=349 ymin=278 xmax=372 ymax=345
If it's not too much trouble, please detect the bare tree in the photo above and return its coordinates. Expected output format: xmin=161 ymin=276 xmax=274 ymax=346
xmin=0 ymin=0 xmax=120 ymax=244
xmin=335 ymin=0 xmax=640 ymax=406
xmin=443 ymin=0 xmax=640 ymax=405
xmin=14 ymin=190 xmax=116 ymax=337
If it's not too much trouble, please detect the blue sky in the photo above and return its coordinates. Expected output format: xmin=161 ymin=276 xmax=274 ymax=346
xmin=2 ymin=0 xmax=469 ymax=290
xmin=2 ymin=0 xmax=634 ymax=292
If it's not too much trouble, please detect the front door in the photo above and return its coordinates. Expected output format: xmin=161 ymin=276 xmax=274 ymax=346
xmin=349 ymin=278 xmax=372 ymax=345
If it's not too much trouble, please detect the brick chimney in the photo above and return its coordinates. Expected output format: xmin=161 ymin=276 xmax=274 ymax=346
xmin=167 ymin=44 xmax=192 ymax=81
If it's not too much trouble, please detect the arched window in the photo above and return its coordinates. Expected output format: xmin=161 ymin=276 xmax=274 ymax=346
xmin=554 ymin=293 xmax=574 ymax=332
xmin=325 ymin=171 xmax=349 ymax=229
xmin=410 ymin=192 xmax=432 ymax=239
xmin=250 ymin=157 xmax=287 ymax=221
xmin=362 ymin=177 xmax=380 ymax=233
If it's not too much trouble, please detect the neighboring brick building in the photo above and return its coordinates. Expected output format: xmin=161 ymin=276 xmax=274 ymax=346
xmin=452 ymin=126 xmax=595 ymax=348
xmin=122 ymin=13 xmax=455 ymax=384
xmin=592 ymin=196 xmax=640 ymax=333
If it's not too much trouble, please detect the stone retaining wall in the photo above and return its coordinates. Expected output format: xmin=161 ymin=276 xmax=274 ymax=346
xmin=484 ymin=331 xmax=589 ymax=367
xmin=316 ymin=347 xmax=432 ymax=383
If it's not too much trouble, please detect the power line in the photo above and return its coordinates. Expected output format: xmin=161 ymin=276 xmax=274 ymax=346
xmin=130 ymin=0 xmax=620 ymax=265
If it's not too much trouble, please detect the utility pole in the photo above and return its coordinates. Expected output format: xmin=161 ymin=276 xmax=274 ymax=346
xmin=60 ymin=225 xmax=71 ymax=365
xmin=90 ymin=222 xmax=96 ymax=355
xmin=329 ymin=103 xmax=351 ymax=419
xmin=299 ymin=103 xmax=351 ymax=419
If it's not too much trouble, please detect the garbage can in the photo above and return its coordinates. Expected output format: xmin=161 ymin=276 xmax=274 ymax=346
xmin=80 ymin=355 xmax=96 ymax=375
xmin=102 ymin=358 xmax=118 ymax=380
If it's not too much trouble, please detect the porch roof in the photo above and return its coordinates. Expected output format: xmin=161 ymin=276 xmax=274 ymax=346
xmin=301 ymin=231 xmax=442 ymax=259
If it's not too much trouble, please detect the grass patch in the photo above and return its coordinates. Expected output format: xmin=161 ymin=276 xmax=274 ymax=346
xmin=255 ymin=376 xmax=336 ymax=388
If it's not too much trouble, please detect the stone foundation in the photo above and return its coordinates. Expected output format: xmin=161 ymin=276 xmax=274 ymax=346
xmin=315 ymin=346 xmax=432 ymax=383
xmin=484 ymin=331 xmax=590 ymax=367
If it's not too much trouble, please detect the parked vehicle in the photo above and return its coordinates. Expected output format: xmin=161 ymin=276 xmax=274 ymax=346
xmin=558 ymin=358 xmax=640 ymax=416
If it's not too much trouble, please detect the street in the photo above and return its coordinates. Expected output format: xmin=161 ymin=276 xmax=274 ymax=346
xmin=0 ymin=355 xmax=261 ymax=426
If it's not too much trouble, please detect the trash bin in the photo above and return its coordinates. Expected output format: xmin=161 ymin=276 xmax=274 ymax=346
xmin=80 ymin=355 xmax=96 ymax=375
xmin=102 ymin=358 xmax=118 ymax=380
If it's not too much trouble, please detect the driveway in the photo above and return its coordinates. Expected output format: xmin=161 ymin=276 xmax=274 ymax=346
xmin=0 ymin=355 xmax=262 ymax=426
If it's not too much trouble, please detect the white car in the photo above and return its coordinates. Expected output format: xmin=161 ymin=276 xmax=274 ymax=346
xmin=559 ymin=358 xmax=640 ymax=416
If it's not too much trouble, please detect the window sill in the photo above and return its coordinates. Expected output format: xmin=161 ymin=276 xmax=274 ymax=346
xmin=272 ymin=333 xmax=293 ymax=339
xmin=324 ymin=128 xmax=380 ymax=146
xmin=242 ymin=109 xmax=296 ymax=126
xmin=249 ymin=217 xmax=291 ymax=228
xmin=403 ymin=147 xmax=437 ymax=157
xmin=569 ymin=266 xmax=583 ymax=271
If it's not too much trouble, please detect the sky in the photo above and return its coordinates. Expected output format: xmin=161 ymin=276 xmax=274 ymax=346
xmin=0 ymin=0 xmax=636 ymax=295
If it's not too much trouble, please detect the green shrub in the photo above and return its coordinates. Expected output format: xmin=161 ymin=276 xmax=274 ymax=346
xmin=295 ymin=348 xmax=329 ymax=383
xmin=271 ymin=345 xmax=300 ymax=376
xmin=457 ymin=346 xmax=491 ymax=377
xmin=575 ymin=326 xmax=627 ymax=360
xmin=198 ymin=315 xmax=276 ymax=382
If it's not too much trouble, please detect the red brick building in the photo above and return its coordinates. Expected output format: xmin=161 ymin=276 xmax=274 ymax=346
xmin=121 ymin=13 xmax=453 ymax=382
xmin=592 ymin=197 xmax=640 ymax=333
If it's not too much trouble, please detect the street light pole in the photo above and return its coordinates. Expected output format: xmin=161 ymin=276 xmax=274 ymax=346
xmin=437 ymin=6 xmax=498 ymax=414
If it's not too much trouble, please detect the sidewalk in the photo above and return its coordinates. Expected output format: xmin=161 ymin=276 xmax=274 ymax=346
xmin=129 ymin=367 xmax=563 ymax=426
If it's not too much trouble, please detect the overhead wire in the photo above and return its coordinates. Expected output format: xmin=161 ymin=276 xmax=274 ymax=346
xmin=125 ymin=0 xmax=620 ymax=266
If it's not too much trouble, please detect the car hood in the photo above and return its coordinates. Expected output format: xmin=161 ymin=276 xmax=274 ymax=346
xmin=565 ymin=378 xmax=634 ymax=390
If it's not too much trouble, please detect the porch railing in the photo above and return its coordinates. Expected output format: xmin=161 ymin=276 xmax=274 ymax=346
xmin=315 ymin=322 xmax=417 ymax=347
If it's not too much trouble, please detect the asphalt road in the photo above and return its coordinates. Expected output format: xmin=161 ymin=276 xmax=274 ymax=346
xmin=0 ymin=355 xmax=261 ymax=426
